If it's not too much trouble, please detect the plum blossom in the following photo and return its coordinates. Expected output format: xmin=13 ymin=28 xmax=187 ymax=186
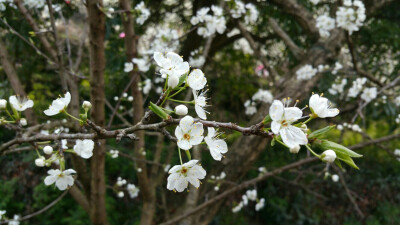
xmin=9 ymin=95 xmax=34 ymax=112
xmin=269 ymin=100 xmax=308 ymax=148
xmin=336 ymin=0 xmax=366 ymax=34
xmin=204 ymin=127 xmax=228 ymax=161
xmin=316 ymin=14 xmax=335 ymax=38
xmin=246 ymin=189 xmax=257 ymax=201
xmin=132 ymin=57 xmax=150 ymax=72
xmin=296 ymin=65 xmax=318 ymax=80
xmin=44 ymin=92 xmax=71 ymax=116
xmin=193 ymin=90 xmax=209 ymax=120
xmin=188 ymin=69 xmax=207 ymax=90
xmin=331 ymin=174 xmax=340 ymax=182
xmin=134 ymin=2 xmax=150 ymax=25
xmin=124 ymin=62 xmax=133 ymax=72
xmin=309 ymin=94 xmax=340 ymax=118
xmin=167 ymin=160 xmax=206 ymax=192
xmin=191 ymin=6 xmax=227 ymax=37
xmin=175 ymin=116 xmax=204 ymax=150
xmin=153 ymin=52 xmax=189 ymax=88
xmin=44 ymin=169 xmax=76 ymax=190
xmin=73 ymin=139 xmax=95 ymax=159
xmin=360 ymin=87 xmax=377 ymax=102
xmin=255 ymin=198 xmax=265 ymax=211
xmin=8 ymin=215 xmax=20 ymax=225
xmin=0 ymin=99 xmax=7 ymax=109
xmin=252 ymin=89 xmax=273 ymax=103
xmin=127 ymin=184 xmax=140 ymax=199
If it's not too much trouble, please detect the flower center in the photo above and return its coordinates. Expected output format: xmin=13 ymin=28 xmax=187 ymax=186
xmin=181 ymin=167 xmax=188 ymax=175
xmin=183 ymin=133 xmax=191 ymax=140
xmin=281 ymin=120 xmax=288 ymax=127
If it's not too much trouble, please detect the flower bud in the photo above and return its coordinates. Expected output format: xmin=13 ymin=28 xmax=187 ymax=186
xmin=117 ymin=191 xmax=124 ymax=198
xmin=0 ymin=99 xmax=7 ymax=109
xmin=35 ymin=157 xmax=45 ymax=167
xmin=168 ymin=75 xmax=179 ymax=88
xmin=175 ymin=105 xmax=188 ymax=116
xmin=127 ymin=96 xmax=134 ymax=101
xmin=289 ymin=144 xmax=300 ymax=154
xmin=43 ymin=146 xmax=53 ymax=155
xmin=20 ymin=118 xmax=27 ymax=126
xmin=321 ymin=150 xmax=336 ymax=163
xmin=331 ymin=174 xmax=339 ymax=182
xmin=82 ymin=101 xmax=92 ymax=111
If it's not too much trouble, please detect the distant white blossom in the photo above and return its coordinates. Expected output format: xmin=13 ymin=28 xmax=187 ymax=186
xmin=127 ymin=184 xmax=140 ymax=198
xmin=134 ymin=2 xmax=150 ymax=25
xmin=296 ymin=65 xmax=318 ymax=80
xmin=336 ymin=0 xmax=366 ymax=34
xmin=309 ymin=94 xmax=340 ymax=118
xmin=360 ymin=87 xmax=377 ymax=102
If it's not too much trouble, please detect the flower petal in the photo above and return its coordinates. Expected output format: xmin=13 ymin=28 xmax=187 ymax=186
xmin=269 ymin=100 xmax=284 ymax=121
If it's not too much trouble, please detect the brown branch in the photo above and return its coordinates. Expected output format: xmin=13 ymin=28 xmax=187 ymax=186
xmin=159 ymin=157 xmax=318 ymax=225
xmin=334 ymin=166 xmax=364 ymax=218
xmin=346 ymin=33 xmax=383 ymax=87
xmin=268 ymin=18 xmax=304 ymax=60
xmin=348 ymin=133 xmax=400 ymax=150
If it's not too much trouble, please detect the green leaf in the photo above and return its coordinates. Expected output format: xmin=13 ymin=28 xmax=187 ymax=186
xmin=314 ymin=140 xmax=363 ymax=158
xmin=335 ymin=159 xmax=343 ymax=169
xmin=173 ymin=73 xmax=188 ymax=90
xmin=149 ymin=102 xmax=170 ymax=120
xmin=263 ymin=114 xmax=272 ymax=124
xmin=308 ymin=125 xmax=336 ymax=139
xmin=271 ymin=138 xmax=275 ymax=146
xmin=335 ymin=152 xmax=359 ymax=170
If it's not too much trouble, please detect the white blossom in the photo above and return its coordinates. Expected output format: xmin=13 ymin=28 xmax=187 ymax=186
xmin=35 ymin=156 xmax=45 ymax=167
xmin=0 ymin=210 xmax=5 ymax=220
xmin=117 ymin=191 xmax=124 ymax=198
xmin=204 ymin=127 xmax=228 ymax=161
xmin=73 ymin=139 xmax=95 ymax=159
xmin=360 ymin=87 xmax=377 ymax=102
xmin=124 ymin=62 xmax=134 ymax=72
xmin=246 ymin=189 xmax=257 ymax=201
xmin=309 ymin=94 xmax=340 ymax=118
xmin=232 ymin=202 xmax=244 ymax=213
xmin=8 ymin=215 xmax=20 ymax=225
xmin=44 ymin=169 xmax=76 ymax=190
xmin=134 ymin=2 xmax=150 ymax=25
xmin=255 ymin=198 xmax=265 ymax=211
xmin=175 ymin=116 xmax=204 ymax=150
xmin=127 ymin=184 xmax=140 ymax=199
xmin=167 ymin=160 xmax=206 ymax=192
xmin=394 ymin=149 xmax=400 ymax=157
xmin=242 ymin=195 xmax=249 ymax=206
xmin=0 ymin=99 xmax=6 ymax=109
xmin=296 ymin=65 xmax=318 ymax=80
xmin=252 ymin=89 xmax=273 ymax=103
xmin=348 ymin=78 xmax=367 ymax=97
xmin=269 ymin=100 xmax=308 ymax=148
xmin=336 ymin=0 xmax=366 ymax=34
xmin=153 ymin=52 xmax=189 ymax=78
xmin=188 ymin=69 xmax=207 ymax=90
xmin=132 ymin=57 xmax=150 ymax=72
xmin=316 ymin=14 xmax=335 ymax=38
xmin=193 ymin=90 xmax=209 ymax=120
xmin=9 ymin=96 xmax=34 ymax=112
xmin=44 ymin=92 xmax=71 ymax=116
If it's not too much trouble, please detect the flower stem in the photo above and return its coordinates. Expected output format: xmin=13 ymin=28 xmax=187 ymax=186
xmin=168 ymin=99 xmax=194 ymax=104
xmin=160 ymin=89 xmax=171 ymax=107
xmin=168 ymin=87 xmax=186 ymax=99
xmin=63 ymin=111 xmax=82 ymax=122
xmin=302 ymin=117 xmax=314 ymax=124
xmin=178 ymin=147 xmax=183 ymax=165
xmin=5 ymin=108 xmax=15 ymax=121
xmin=305 ymin=144 xmax=320 ymax=158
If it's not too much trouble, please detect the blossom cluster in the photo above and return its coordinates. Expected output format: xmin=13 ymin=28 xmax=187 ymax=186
xmin=229 ymin=0 xmax=259 ymax=25
xmin=336 ymin=0 xmax=366 ymax=34
xmin=232 ymin=189 xmax=265 ymax=213
xmin=190 ymin=6 xmax=227 ymax=38
xmin=296 ymin=64 xmax=318 ymax=81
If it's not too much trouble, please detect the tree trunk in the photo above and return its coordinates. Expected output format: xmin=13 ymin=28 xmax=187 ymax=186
xmin=86 ymin=0 xmax=108 ymax=224
xmin=118 ymin=1 xmax=156 ymax=224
